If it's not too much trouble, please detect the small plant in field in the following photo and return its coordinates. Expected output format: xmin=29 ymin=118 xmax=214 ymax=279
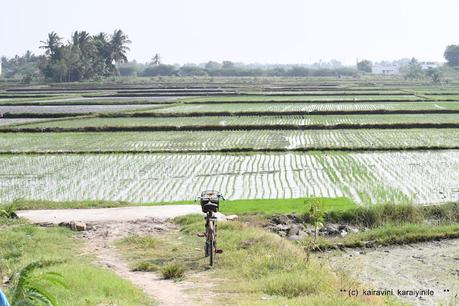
xmin=8 ymin=260 xmax=67 ymax=306
xmin=160 ymin=263 xmax=185 ymax=280
xmin=303 ymin=198 xmax=325 ymax=262
xmin=305 ymin=198 xmax=324 ymax=241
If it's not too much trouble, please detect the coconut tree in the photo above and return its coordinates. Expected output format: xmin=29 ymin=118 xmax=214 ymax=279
xmin=71 ymin=31 xmax=91 ymax=53
xmin=110 ymin=29 xmax=131 ymax=64
xmin=151 ymin=53 xmax=161 ymax=65
xmin=91 ymin=32 xmax=113 ymax=76
xmin=39 ymin=32 xmax=62 ymax=58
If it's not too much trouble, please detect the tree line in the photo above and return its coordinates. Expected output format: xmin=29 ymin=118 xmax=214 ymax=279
xmin=120 ymin=62 xmax=357 ymax=78
xmin=3 ymin=31 xmax=459 ymax=82
xmin=1 ymin=30 xmax=131 ymax=82
xmin=39 ymin=30 xmax=131 ymax=82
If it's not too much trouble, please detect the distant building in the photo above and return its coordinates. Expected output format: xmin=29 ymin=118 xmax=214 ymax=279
xmin=371 ymin=63 xmax=400 ymax=75
xmin=419 ymin=61 xmax=440 ymax=70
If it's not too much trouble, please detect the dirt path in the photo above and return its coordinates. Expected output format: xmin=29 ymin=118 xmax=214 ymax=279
xmin=17 ymin=205 xmax=202 ymax=223
xmin=19 ymin=206 xmax=204 ymax=306
xmin=325 ymin=239 xmax=459 ymax=306
xmin=83 ymin=219 xmax=200 ymax=306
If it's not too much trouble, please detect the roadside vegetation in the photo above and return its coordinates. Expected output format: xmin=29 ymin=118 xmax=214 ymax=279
xmin=299 ymin=202 xmax=459 ymax=250
xmin=117 ymin=214 xmax=387 ymax=305
xmin=305 ymin=223 xmax=459 ymax=250
xmin=115 ymin=200 xmax=458 ymax=303
xmin=0 ymin=217 xmax=153 ymax=305
xmin=3 ymin=196 xmax=457 ymax=304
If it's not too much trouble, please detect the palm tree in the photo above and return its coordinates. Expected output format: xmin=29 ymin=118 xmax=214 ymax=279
xmin=109 ymin=29 xmax=131 ymax=64
xmin=71 ymin=31 xmax=91 ymax=53
xmin=9 ymin=261 xmax=67 ymax=306
xmin=39 ymin=32 xmax=62 ymax=57
xmin=151 ymin=53 xmax=161 ymax=65
xmin=93 ymin=32 xmax=113 ymax=75
xmin=93 ymin=32 xmax=110 ymax=58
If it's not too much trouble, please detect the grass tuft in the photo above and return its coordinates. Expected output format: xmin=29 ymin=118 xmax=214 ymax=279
xmin=160 ymin=263 xmax=186 ymax=280
xmin=256 ymin=271 xmax=323 ymax=298
xmin=121 ymin=235 xmax=160 ymax=249
xmin=133 ymin=261 xmax=158 ymax=272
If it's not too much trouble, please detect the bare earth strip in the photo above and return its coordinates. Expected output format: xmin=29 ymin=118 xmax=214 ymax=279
xmin=326 ymin=240 xmax=459 ymax=306
xmin=17 ymin=205 xmax=202 ymax=223
xmin=19 ymin=206 xmax=204 ymax=306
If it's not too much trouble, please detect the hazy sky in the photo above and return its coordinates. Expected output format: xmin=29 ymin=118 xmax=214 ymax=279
xmin=1 ymin=0 xmax=458 ymax=65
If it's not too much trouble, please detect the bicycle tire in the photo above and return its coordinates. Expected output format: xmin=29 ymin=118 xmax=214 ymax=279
xmin=208 ymin=220 xmax=215 ymax=266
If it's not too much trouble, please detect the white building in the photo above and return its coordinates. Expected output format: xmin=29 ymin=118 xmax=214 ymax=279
xmin=419 ymin=61 xmax=440 ymax=70
xmin=371 ymin=63 xmax=400 ymax=75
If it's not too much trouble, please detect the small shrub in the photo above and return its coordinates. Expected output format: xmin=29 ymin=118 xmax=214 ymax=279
xmin=160 ymin=263 xmax=185 ymax=280
xmin=0 ymin=204 xmax=18 ymax=219
xmin=133 ymin=261 xmax=157 ymax=272
xmin=304 ymin=198 xmax=324 ymax=240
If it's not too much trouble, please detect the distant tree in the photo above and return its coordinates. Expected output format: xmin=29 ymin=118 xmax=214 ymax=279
xmin=287 ymin=66 xmax=310 ymax=77
xmin=178 ymin=65 xmax=207 ymax=76
xmin=270 ymin=67 xmax=286 ymax=77
xmin=204 ymin=61 xmax=222 ymax=70
xmin=118 ymin=62 xmax=141 ymax=76
xmin=71 ymin=31 xmax=91 ymax=52
xmin=404 ymin=58 xmax=423 ymax=80
xmin=39 ymin=32 xmax=62 ymax=58
xmin=151 ymin=53 xmax=161 ymax=65
xmin=1 ymin=52 xmax=41 ymax=80
xmin=110 ymin=29 xmax=131 ymax=64
xmin=92 ymin=32 xmax=113 ymax=76
xmin=222 ymin=61 xmax=235 ymax=69
xmin=140 ymin=64 xmax=177 ymax=76
xmin=444 ymin=45 xmax=459 ymax=67
xmin=357 ymin=59 xmax=372 ymax=73
xmin=37 ymin=29 xmax=132 ymax=81
xmin=425 ymin=67 xmax=441 ymax=83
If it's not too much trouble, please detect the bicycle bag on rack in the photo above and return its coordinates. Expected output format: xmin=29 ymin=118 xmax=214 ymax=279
xmin=200 ymin=190 xmax=220 ymax=213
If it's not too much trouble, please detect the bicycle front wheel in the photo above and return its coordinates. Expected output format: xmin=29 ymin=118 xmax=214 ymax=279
xmin=207 ymin=220 xmax=215 ymax=266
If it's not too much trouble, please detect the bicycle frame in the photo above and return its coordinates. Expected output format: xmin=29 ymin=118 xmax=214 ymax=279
xmin=205 ymin=211 xmax=217 ymax=266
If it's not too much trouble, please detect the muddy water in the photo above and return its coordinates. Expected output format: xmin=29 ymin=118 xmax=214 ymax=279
xmin=324 ymin=239 xmax=459 ymax=306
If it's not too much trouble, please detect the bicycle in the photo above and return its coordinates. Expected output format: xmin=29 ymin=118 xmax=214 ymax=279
xmin=198 ymin=190 xmax=225 ymax=266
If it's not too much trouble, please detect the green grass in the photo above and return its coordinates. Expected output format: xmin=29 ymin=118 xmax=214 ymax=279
xmin=116 ymin=214 xmax=383 ymax=305
xmin=0 ymin=219 xmax=153 ymax=305
xmin=303 ymin=223 xmax=459 ymax=250
xmin=325 ymin=202 xmax=459 ymax=227
xmin=220 ymin=197 xmax=356 ymax=214
xmin=12 ymin=197 xmax=356 ymax=215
